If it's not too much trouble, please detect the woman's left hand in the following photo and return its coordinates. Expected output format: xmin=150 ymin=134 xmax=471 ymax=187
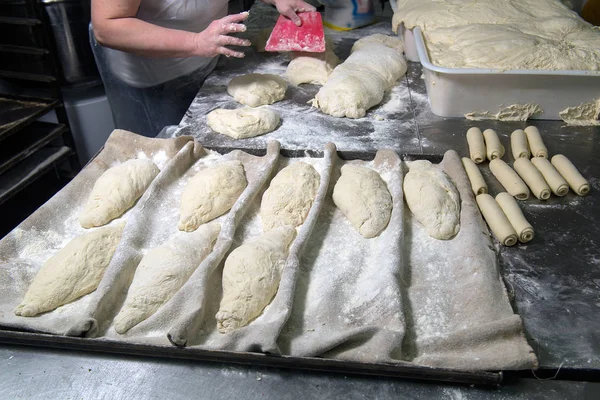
xmin=262 ymin=0 xmax=317 ymax=26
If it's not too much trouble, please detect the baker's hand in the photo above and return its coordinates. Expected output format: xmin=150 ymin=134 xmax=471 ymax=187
xmin=263 ymin=0 xmax=317 ymax=26
xmin=193 ymin=12 xmax=251 ymax=58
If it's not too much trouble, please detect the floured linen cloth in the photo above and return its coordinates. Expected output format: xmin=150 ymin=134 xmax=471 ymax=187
xmin=0 ymin=130 xmax=537 ymax=370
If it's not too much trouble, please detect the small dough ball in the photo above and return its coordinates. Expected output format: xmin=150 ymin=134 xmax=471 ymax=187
xmin=351 ymin=34 xmax=404 ymax=53
xmin=227 ymin=73 xmax=287 ymax=107
xmin=207 ymin=107 xmax=280 ymax=139
xmin=286 ymin=51 xmax=339 ymax=86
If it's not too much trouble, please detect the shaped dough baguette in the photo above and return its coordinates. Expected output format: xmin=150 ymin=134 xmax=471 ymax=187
xmin=513 ymin=158 xmax=551 ymax=200
xmin=476 ymin=194 xmax=518 ymax=247
xmin=114 ymin=223 xmax=220 ymax=334
xmin=15 ymin=223 xmax=125 ymax=317
xmin=510 ymin=129 xmax=530 ymax=160
xmin=216 ymin=226 xmax=296 ymax=333
xmin=496 ymin=192 xmax=534 ymax=243
xmin=531 ymin=157 xmax=569 ymax=196
xmin=466 ymin=127 xmax=486 ymax=164
xmin=524 ymin=126 xmax=548 ymax=158
xmin=461 ymin=157 xmax=487 ymax=195
xmin=79 ymin=159 xmax=159 ymax=228
xmin=489 ymin=159 xmax=530 ymax=200
xmin=551 ymin=154 xmax=590 ymax=196
xmin=483 ymin=129 xmax=505 ymax=161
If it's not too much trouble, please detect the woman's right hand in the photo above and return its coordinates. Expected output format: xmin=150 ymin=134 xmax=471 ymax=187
xmin=193 ymin=12 xmax=252 ymax=58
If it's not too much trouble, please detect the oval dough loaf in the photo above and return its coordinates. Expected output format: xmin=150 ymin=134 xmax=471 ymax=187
xmin=332 ymin=164 xmax=392 ymax=238
xmin=511 ymin=129 xmax=530 ymax=159
xmin=286 ymin=51 xmax=339 ymax=86
xmin=489 ymin=159 xmax=530 ymax=200
xmin=461 ymin=157 xmax=487 ymax=195
xmin=261 ymin=162 xmax=320 ymax=231
xmin=483 ymin=128 xmax=505 ymax=161
xmin=513 ymin=158 xmax=551 ymax=200
xmin=531 ymin=157 xmax=569 ymax=196
xmin=466 ymin=127 xmax=486 ymax=164
xmin=524 ymin=126 xmax=548 ymax=158
xmin=216 ymin=226 xmax=296 ymax=333
xmin=179 ymin=160 xmax=247 ymax=232
xmin=114 ymin=223 xmax=220 ymax=334
xmin=551 ymin=154 xmax=590 ymax=196
xmin=207 ymin=106 xmax=280 ymax=139
xmin=404 ymin=160 xmax=461 ymax=240
xmin=350 ymin=33 xmax=405 ymax=53
xmin=227 ymin=73 xmax=287 ymax=107
xmin=476 ymin=194 xmax=518 ymax=246
xmin=15 ymin=223 xmax=125 ymax=317
xmin=79 ymin=159 xmax=159 ymax=228
xmin=495 ymin=192 xmax=534 ymax=243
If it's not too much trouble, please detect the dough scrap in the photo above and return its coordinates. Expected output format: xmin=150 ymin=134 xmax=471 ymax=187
xmin=15 ymin=223 xmax=125 ymax=317
xmin=261 ymin=162 xmax=320 ymax=231
xmin=332 ymin=164 xmax=392 ymax=238
xmin=79 ymin=159 xmax=159 ymax=228
xmin=476 ymin=194 xmax=518 ymax=247
xmin=207 ymin=107 xmax=280 ymax=139
xmin=179 ymin=160 xmax=247 ymax=232
xmin=114 ymin=223 xmax=220 ymax=334
xmin=524 ymin=126 xmax=548 ymax=158
xmin=216 ymin=226 xmax=296 ymax=333
xmin=227 ymin=73 xmax=287 ymax=107
xmin=551 ymin=154 xmax=590 ymax=196
xmin=531 ymin=157 xmax=569 ymax=196
xmin=496 ymin=192 xmax=534 ymax=243
xmin=286 ymin=51 xmax=339 ymax=86
xmin=466 ymin=127 xmax=486 ymax=164
xmin=510 ymin=129 xmax=531 ymax=159
xmin=513 ymin=158 xmax=551 ymax=200
xmin=461 ymin=157 xmax=487 ymax=195
xmin=404 ymin=160 xmax=461 ymax=240
xmin=483 ymin=129 xmax=505 ymax=161
xmin=489 ymin=159 xmax=530 ymax=200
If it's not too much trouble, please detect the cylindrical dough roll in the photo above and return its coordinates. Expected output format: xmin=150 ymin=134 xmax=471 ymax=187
xmin=524 ymin=126 xmax=548 ymax=158
xmin=476 ymin=194 xmax=518 ymax=246
xmin=513 ymin=158 xmax=551 ymax=200
xmin=466 ymin=127 xmax=486 ymax=164
xmin=531 ymin=157 xmax=569 ymax=196
xmin=551 ymin=154 xmax=590 ymax=196
xmin=489 ymin=159 xmax=530 ymax=200
xmin=511 ymin=129 xmax=530 ymax=160
xmin=483 ymin=128 xmax=505 ymax=161
xmin=496 ymin=192 xmax=534 ymax=243
xmin=461 ymin=157 xmax=488 ymax=195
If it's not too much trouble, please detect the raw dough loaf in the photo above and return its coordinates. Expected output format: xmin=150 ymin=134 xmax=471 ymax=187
xmin=496 ymin=192 xmax=534 ymax=243
xmin=483 ymin=129 xmax=505 ymax=161
xmin=350 ymin=33 xmax=405 ymax=53
xmin=513 ymin=158 xmax=551 ymax=200
xmin=207 ymin=107 xmax=280 ymax=139
xmin=216 ymin=226 xmax=296 ymax=333
xmin=511 ymin=129 xmax=531 ymax=159
xmin=227 ymin=73 xmax=287 ymax=107
xmin=332 ymin=164 xmax=392 ymax=238
xmin=79 ymin=159 xmax=159 ymax=228
xmin=551 ymin=154 xmax=590 ymax=196
xmin=466 ymin=127 xmax=486 ymax=164
xmin=311 ymin=35 xmax=407 ymax=118
xmin=461 ymin=157 xmax=487 ymax=195
xmin=261 ymin=162 xmax=320 ymax=231
xmin=531 ymin=157 xmax=569 ymax=196
xmin=114 ymin=223 xmax=220 ymax=334
xmin=489 ymin=159 xmax=530 ymax=200
xmin=524 ymin=126 xmax=548 ymax=158
xmin=178 ymin=160 xmax=247 ymax=232
xmin=286 ymin=51 xmax=339 ymax=86
xmin=476 ymin=194 xmax=518 ymax=247
xmin=404 ymin=160 xmax=461 ymax=240
xmin=15 ymin=223 xmax=125 ymax=317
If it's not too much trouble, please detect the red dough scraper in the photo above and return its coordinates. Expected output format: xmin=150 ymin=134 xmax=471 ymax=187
xmin=265 ymin=12 xmax=326 ymax=53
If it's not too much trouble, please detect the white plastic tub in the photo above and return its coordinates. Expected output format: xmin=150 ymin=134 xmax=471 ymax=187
xmin=413 ymin=27 xmax=600 ymax=120
xmin=398 ymin=23 xmax=419 ymax=62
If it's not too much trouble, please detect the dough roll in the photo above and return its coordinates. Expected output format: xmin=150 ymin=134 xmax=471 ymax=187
xmin=461 ymin=157 xmax=488 ymax=195
xmin=483 ymin=128 xmax=505 ymax=161
xmin=524 ymin=126 xmax=548 ymax=158
xmin=489 ymin=159 xmax=530 ymax=200
xmin=531 ymin=157 xmax=569 ymax=196
xmin=476 ymin=194 xmax=518 ymax=246
xmin=513 ymin=158 xmax=551 ymax=200
xmin=496 ymin=192 xmax=534 ymax=243
xmin=466 ymin=127 xmax=486 ymax=164
xmin=510 ymin=129 xmax=530 ymax=160
xmin=551 ymin=154 xmax=590 ymax=196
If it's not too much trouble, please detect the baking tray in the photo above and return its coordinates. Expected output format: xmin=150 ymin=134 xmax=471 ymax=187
xmin=411 ymin=27 xmax=600 ymax=120
xmin=0 ymin=94 xmax=59 ymax=141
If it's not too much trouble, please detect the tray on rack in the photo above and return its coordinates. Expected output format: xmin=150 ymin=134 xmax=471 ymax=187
xmin=0 ymin=93 xmax=58 ymax=141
